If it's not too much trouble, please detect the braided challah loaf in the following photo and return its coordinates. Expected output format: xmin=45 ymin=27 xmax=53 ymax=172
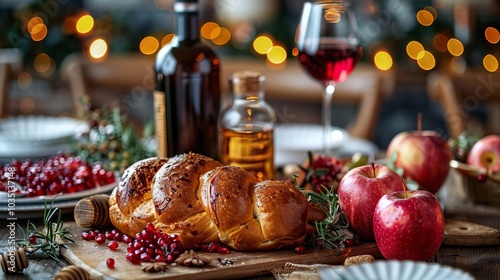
xmin=109 ymin=152 xmax=318 ymax=251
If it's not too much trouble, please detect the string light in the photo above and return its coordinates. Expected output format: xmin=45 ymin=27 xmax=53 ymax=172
xmin=253 ymin=35 xmax=273 ymax=54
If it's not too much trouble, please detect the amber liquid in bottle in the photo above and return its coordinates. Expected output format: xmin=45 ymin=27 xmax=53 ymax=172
xmin=154 ymin=0 xmax=221 ymax=159
xmin=220 ymin=127 xmax=275 ymax=181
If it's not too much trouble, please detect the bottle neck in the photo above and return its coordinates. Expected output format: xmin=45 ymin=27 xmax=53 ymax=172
xmin=175 ymin=8 xmax=199 ymax=42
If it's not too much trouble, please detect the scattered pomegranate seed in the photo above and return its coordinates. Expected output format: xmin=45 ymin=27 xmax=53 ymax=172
xmin=108 ymin=240 xmax=119 ymax=250
xmin=29 ymin=235 xmax=37 ymax=244
xmin=106 ymin=258 xmax=115 ymax=269
xmin=95 ymin=235 xmax=105 ymax=244
xmin=477 ymin=174 xmax=487 ymax=183
xmin=294 ymin=245 xmax=305 ymax=254
xmin=343 ymin=239 xmax=353 ymax=247
xmin=217 ymin=246 xmax=230 ymax=254
xmin=208 ymin=242 xmax=219 ymax=253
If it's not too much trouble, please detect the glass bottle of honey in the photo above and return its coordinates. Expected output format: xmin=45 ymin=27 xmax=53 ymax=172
xmin=219 ymin=71 xmax=276 ymax=181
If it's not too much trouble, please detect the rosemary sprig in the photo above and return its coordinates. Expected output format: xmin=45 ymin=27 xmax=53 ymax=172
xmin=16 ymin=198 xmax=74 ymax=262
xmin=305 ymin=186 xmax=350 ymax=251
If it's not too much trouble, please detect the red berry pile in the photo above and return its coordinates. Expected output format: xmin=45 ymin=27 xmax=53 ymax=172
xmin=81 ymin=224 xmax=184 ymax=266
xmin=301 ymin=154 xmax=345 ymax=193
xmin=0 ymin=154 xmax=116 ymax=197
xmin=200 ymin=242 xmax=230 ymax=254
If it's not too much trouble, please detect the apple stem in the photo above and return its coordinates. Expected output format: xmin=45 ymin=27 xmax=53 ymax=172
xmin=402 ymin=177 xmax=409 ymax=198
xmin=371 ymin=162 xmax=376 ymax=178
xmin=417 ymin=112 xmax=422 ymax=132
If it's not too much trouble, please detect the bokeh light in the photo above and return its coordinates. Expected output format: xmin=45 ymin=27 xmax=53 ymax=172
xmin=17 ymin=72 xmax=32 ymax=90
xmin=161 ymin=34 xmax=175 ymax=46
xmin=424 ymin=6 xmax=438 ymax=20
xmin=34 ymin=53 xmax=55 ymax=77
xmin=416 ymin=10 xmax=434 ymax=26
xmin=211 ymin=27 xmax=231 ymax=46
xmin=140 ymin=36 xmax=160 ymax=55
xmin=417 ymin=51 xmax=436 ymax=70
xmin=433 ymin=33 xmax=449 ymax=52
xmin=27 ymin=17 xmax=43 ymax=34
xmin=89 ymin=38 xmax=108 ymax=59
xmin=62 ymin=17 xmax=76 ymax=35
xmin=406 ymin=41 xmax=424 ymax=60
xmin=76 ymin=14 xmax=94 ymax=34
xmin=267 ymin=46 xmax=287 ymax=64
xmin=253 ymin=35 xmax=273 ymax=54
xmin=19 ymin=98 xmax=35 ymax=115
xmin=31 ymin=23 xmax=47 ymax=41
xmin=374 ymin=51 xmax=393 ymax=71
xmin=485 ymin=27 xmax=500 ymax=44
xmin=447 ymin=38 xmax=464 ymax=56
xmin=483 ymin=54 xmax=499 ymax=72
xmin=201 ymin=22 xmax=220 ymax=40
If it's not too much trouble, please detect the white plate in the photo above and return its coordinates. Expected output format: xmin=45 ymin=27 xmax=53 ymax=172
xmin=319 ymin=260 xmax=474 ymax=280
xmin=0 ymin=115 xmax=86 ymax=158
xmin=0 ymin=183 xmax=117 ymax=219
xmin=275 ymin=124 xmax=348 ymax=152
xmin=2 ymin=181 xmax=117 ymax=205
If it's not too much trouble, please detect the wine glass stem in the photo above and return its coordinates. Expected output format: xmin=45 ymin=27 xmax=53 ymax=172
xmin=323 ymin=81 xmax=336 ymax=156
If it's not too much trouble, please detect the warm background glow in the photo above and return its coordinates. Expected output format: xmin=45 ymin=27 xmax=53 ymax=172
xmin=374 ymin=51 xmax=393 ymax=71
xmin=140 ymin=36 xmax=160 ymax=55
xmin=447 ymin=38 xmax=464 ymax=56
xmin=89 ymin=39 xmax=108 ymax=59
xmin=483 ymin=54 xmax=499 ymax=72
xmin=485 ymin=27 xmax=500 ymax=44
xmin=406 ymin=41 xmax=424 ymax=60
xmin=76 ymin=15 xmax=94 ymax=34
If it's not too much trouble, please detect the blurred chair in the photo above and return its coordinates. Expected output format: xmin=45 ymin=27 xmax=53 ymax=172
xmin=427 ymin=70 xmax=500 ymax=138
xmin=60 ymin=53 xmax=156 ymax=123
xmin=0 ymin=49 xmax=23 ymax=118
xmin=221 ymin=57 xmax=395 ymax=141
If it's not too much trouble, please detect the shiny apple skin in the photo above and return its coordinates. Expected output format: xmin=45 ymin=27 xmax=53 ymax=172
xmin=338 ymin=164 xmax=403 ymax=240
xmin=373 ymin=190 xmax=445 ymax=261
xmin=467 ymin=135 xmax=500 ymax=172
xmin=386 ymin=131 xmax=452 ymax=194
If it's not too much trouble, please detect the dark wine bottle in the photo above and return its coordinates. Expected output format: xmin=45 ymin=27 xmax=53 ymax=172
xmin=154 ymin=0 xmax=221 ymax=159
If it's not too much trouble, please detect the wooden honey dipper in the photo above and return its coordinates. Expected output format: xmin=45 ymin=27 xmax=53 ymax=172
xmin=55 ymin=265 xmax=90 ymax=280
xmin=74 ymin=194 xmax=111 ymax=229
xmin=0 ymin=247 xmax=29 ymax=274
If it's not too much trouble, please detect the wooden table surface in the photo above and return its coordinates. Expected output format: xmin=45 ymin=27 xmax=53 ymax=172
xmin=1 ymin=178 xmax=499 ymax=280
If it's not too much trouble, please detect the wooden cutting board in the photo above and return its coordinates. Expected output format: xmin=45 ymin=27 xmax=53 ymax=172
xmin=61 ymin=223 xmax=381 ymax=280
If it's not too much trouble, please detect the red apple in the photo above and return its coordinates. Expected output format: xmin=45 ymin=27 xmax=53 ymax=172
xmin=373 ymin=190 xmax=444 ymax=261
xmin=386 ymin=131 xmax=452 ymax=194
xmin=337 ymin=163 xmax=403 ymax=240
xmin=467 ymin=135 xmax=500 ymax=172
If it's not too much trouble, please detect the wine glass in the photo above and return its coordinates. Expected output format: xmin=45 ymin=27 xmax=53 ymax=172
xmin=296 ymin=0 xmax=362 ymax=155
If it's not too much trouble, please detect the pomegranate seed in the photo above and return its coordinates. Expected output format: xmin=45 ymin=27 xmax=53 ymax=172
xmin=106 ymin=258 xmax=115 ymax=269
xmin=343 ymin=239 xmax=353 ymax=247
xmin=200 ymin=244 xmax=209 ymax=252
xmin=95 ymin=235 xmax=105 ymax=244
xmin=155 ymin=255 xmax=166 ymax=262
xmin=122 ymin=235 xmax=133 ymax=243
xmin=108 ymin=240 xmax=119 ymax=250
xmin=29 ymin=235 xmax=37 ymax=244
xmin=146 ymin=223 xmax=156 ymax=232
xmin=294 ymin=245 xmax=305 ymax=254
xmin=105 ymin=231 xmax=114 ymax=240
xmin=217 ymin=246 xmax=230 ymax=254
xmin=477 ymin=174 xmax=487 ymax=183
xmin=113 ymin=232 xmax=122 ymax=241
xmin=208 ymin=242 xmax=219 ymax=253
xmin=140 ymin=253 xmax=151 ymax=262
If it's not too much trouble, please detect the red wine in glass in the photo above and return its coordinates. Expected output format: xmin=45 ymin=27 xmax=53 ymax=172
xmin=298 ymin=38 xmax=362 ymax=83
